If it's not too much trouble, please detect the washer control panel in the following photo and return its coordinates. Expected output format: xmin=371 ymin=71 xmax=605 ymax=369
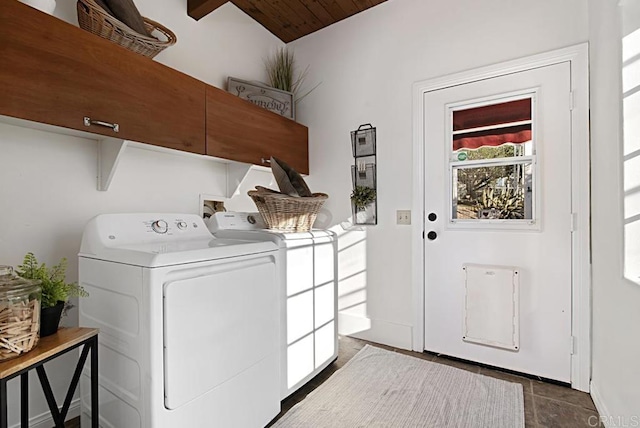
xmin=94 ymin=214 xmax=210 ymax=243
xmin=207 ymin=212 xmax=266 ymax=232
xmin=81 ymin=213 xmax=215 ymax=256
xmin=143 ymin=216 xmax=205 ymax=236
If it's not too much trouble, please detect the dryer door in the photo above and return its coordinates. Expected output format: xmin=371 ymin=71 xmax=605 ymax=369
xmin=163 ymin=253 xmax=278 ymax=410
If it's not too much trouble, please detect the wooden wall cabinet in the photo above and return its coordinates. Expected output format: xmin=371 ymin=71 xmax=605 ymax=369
xmin=0 ymin=1 xmax=309 ymax=177
xmin=0 ymin=1 xmax=206 ymax=154
xmin=206 ymin=85 xmax=309 ymax=174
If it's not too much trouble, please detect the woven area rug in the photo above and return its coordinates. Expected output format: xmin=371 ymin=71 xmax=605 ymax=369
xmin=273 ymin=345 xmax=524 ymax=428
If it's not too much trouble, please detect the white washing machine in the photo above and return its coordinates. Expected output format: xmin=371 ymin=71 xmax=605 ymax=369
xmin=207 ymin=212 xmax=338 ymax=399
xmin=78 ymin=213 xmax=280 ymax=428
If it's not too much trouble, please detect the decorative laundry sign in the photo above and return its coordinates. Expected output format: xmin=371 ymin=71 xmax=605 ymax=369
xmin=227 ymin=77 xmax=294 ymax=119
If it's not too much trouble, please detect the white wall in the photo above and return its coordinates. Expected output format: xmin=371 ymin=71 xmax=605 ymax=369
xmin=589 ymin=0 xmax=640 ymax=422
xmin=290 ymin=0 xmax=588 ymax=349
xmin=2 ymin=2 xmax=282 ymax=426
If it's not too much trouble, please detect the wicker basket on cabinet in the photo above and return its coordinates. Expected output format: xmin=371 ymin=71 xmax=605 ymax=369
xmin=77 ymin=0 xmax=176 ymax=58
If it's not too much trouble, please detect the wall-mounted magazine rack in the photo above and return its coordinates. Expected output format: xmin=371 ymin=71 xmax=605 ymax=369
xmin=350 ymin=124 xmax=377 ymax=225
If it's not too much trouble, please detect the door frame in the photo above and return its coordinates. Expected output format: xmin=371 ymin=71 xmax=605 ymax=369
xmin=411 ymin=43 xmax=591 ymax=391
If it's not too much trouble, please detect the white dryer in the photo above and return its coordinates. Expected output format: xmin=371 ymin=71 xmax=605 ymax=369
xmin=78 ymin=213 xmax=280 ymax=428
xmin=208 ymin=212 xmax=338 ymax=399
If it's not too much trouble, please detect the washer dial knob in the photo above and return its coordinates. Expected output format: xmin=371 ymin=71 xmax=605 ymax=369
xmin=152 ymin=220 xmax=168 ymax=234
xmin=177 ymin=221 xmax=187 ymax=230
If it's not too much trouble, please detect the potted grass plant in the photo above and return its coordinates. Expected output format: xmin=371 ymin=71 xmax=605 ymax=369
xmin=265 ymin=47 xmax=319 ymax=105
xmin=16 ymin=253 xmax=88 ymax=337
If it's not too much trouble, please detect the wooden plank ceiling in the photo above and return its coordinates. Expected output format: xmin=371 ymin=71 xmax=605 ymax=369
xmin=188 ymin=0 xmax=387 ymax=43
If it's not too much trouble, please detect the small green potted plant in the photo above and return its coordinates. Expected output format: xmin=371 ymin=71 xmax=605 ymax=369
xmin=350 ymin=185 xmax=377 ymax=212
xmin=16 ymin=252 xmax=88 ymax=337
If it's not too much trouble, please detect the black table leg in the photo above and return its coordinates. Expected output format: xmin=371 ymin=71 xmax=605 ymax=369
xmin=59 ymin=344 xmax=91 ymax=422
xmin=20 ymin=373 xmax=28 ymax=427
xmin=91 ymin=336 xmax=98 ymax=428
xmin=1 ymin=379 xmax=7 ymax=428
xmin=36 ymin=366 xmax=63 ymax=427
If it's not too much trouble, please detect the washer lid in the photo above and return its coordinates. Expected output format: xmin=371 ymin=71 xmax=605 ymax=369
xmin=212 ymin=229 xmax=335 ymax=246
xmin=79 ymin=213 xmax=277 ymax=267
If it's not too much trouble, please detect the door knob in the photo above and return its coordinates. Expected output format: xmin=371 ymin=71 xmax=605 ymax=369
xmin=428 ymin=213 xmax=437 ymax=222
xmin=427 ymin=231 xmax=437 ymax=241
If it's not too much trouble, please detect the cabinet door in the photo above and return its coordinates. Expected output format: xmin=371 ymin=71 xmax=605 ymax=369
xmin=206 ymin=85 xmax=309 ymax=174
xmin=0 ymin=2 xmax=205 ymax=154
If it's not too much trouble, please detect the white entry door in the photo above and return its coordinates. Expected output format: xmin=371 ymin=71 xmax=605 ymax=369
xmin=423 ymin=62 xmax=572 ymax=382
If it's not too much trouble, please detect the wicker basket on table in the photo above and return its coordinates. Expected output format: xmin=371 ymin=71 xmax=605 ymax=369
xmin=248 ymin=187 xmax=328 ymax=233
xmin=77 ymin=0 xmax=176 ymax=58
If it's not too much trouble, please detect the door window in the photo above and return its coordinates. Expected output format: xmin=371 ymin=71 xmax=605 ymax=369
xmin=449 ymin=95 xmax=537 ymax=226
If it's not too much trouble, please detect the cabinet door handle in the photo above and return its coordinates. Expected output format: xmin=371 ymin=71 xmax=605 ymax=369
xmin=84 ymin=117 xmax=119 ymax=133
xmin=261 ymin=158 xmax=271 ymax=164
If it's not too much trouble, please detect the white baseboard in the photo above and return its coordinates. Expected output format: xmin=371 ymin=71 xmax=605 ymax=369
xmin=590 ymin=381 xmax=611 ymax=428
xmin=10 ymin=399 xmax=80 ymax=428
xmin=338 ymin=312 xmax=413 ymax=349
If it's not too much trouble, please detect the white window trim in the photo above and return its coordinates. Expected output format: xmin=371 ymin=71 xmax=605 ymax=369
xmin=452 ymin=119 xmax=532 ymax=136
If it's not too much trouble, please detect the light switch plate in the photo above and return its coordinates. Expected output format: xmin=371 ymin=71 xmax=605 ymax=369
xmin=397 ymin=210 xmax=411 ymax=225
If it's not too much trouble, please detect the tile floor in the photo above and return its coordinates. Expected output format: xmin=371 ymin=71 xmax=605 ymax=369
xmin=268 ymin=336 xmax=601 ymax=428
xmin=64 ymin=418 xmax=80 ymax=428
xmin=64 ymin=335 xmax=600 ymax=428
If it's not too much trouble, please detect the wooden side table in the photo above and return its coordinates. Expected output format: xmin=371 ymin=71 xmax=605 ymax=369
xmin=0 ymin=327 xmax=98 ymax=428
